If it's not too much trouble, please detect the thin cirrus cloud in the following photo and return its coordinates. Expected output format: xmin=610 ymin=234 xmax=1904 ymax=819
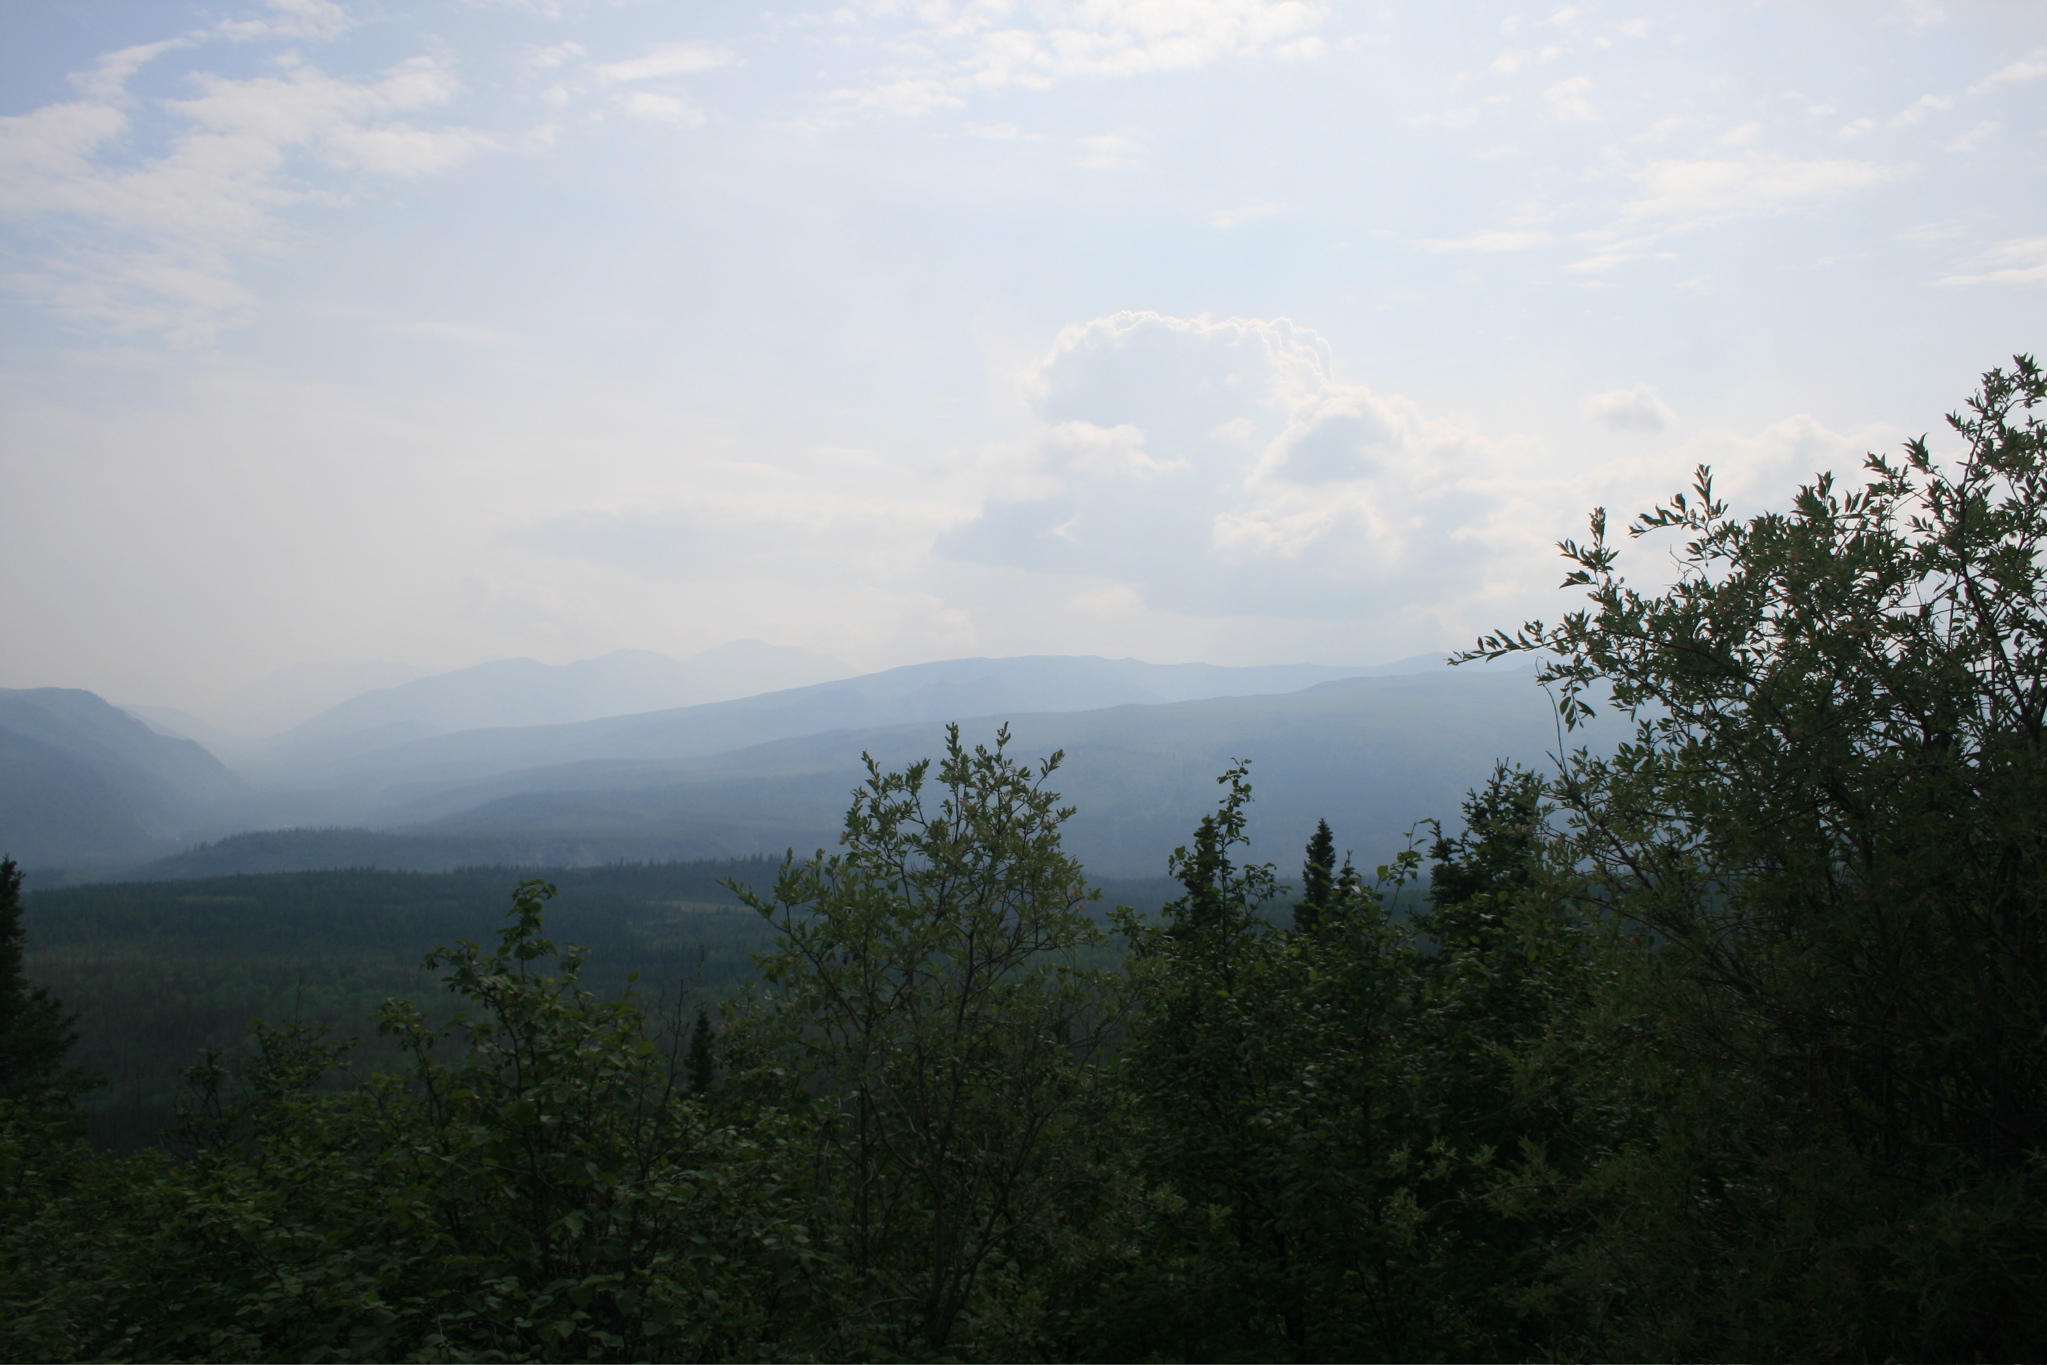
xmin=1937 ymin=237 xmax=2047 ymax=287
xmin=1419 ymin=228 xmax=1558 ymax=253
xmin=1563 ymin=153 xmax=1900 ymax=274
xmin=1969 ymin=47 xmax=2047 ymax=92
xmin=1615 ymin=156 xmax=1900 ymax=232
xmin=1422 ymin=154 xmax=1896 ymax=276
xmin=592 ymin=41 xmax=736 ymax=123
xmin=1210 ymin=202 xmax=1288 ymax=230
xmin=826 ymin=0 xmax=1329 ymax=117
xmin=592 ymin=42 xmax=737 ymax=85
xmin=0 ymin=32 xmax=492 ymax=341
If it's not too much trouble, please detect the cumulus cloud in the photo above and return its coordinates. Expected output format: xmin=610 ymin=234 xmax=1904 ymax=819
xmin=932 ymin=315 xmax=1881 ymax=631
xmin=937 ymin=311 xmax=1539 ymax=619
xmin=828 ymin=0 xmax=1328 ymax=116
xmin=1582 ymin=383 xmax=1677 ymax=432
xmin=0 ymin=36 xmax=492 ymax=340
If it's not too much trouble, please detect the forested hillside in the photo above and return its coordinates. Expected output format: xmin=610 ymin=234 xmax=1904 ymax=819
xmin=2 ymin=363 xmax=2044 ymax=1361
xmin=21 ymin=862 xmax=1178 ymax=1149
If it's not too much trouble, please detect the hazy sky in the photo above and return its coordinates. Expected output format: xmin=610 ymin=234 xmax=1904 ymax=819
xmin=2 ymin=0 xmax=2041 ymax=708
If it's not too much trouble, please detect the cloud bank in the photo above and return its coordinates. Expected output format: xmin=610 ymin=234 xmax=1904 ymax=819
xmin=938 ymin=312 xmax=1530 ymax=620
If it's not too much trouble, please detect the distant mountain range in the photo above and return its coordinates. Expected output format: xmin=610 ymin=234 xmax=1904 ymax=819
xmin=366 ymin=667 xmax=1586 ymax=879
xmin=132 ymin=641 xmax=854 ymax=759
xmin=233 ymin=652 xmax=1443 ymax=804
xmin=7 ymin=649 xmax=1597 ymax=882
xmin=0 ymin=689 xmax=248 ymax=869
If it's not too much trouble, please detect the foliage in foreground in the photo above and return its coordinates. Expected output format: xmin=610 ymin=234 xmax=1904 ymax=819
xmin=3 ymin=360 xmax=2046 ymax=1361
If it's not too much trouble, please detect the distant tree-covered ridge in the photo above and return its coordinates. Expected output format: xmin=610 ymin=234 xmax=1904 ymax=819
xmin=1 ymin=359 xmax=2042 ymax=1362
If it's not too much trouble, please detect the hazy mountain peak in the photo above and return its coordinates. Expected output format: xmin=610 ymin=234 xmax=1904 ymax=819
xmin=260 ymin=641 xmax=855 ymax=756
xmin=195 ymin=660 xmax=439 ymax=736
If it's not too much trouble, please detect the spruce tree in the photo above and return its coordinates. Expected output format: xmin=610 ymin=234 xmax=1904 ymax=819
xmin=686 ymin=1007 xmax=715 ymax=1095
xmin=1296 ymin=818 xmax=1336 ymax=932
xmin=0 ymin=857 xmax=80 ymax=1098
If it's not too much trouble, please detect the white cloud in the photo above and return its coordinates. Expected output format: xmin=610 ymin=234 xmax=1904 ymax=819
xmin=1898 ymin=219 xmax=1970 ymax=243
xmin=1582 ymin=383 xmax=1677 ymax=432
xmin=1545 ymin=75 xmax=1596 ymax=122
xmin=211 ymin=0 xmax=354 ymax=44
xmin=1078 ymin=129 xmax=1148 ymax=169
xmin=1419 ymin=228 xmax=1557 ymax=252
xmin=1837 ymin=117 xmax=1876 ymax=140
xmin=1944 ymin=120 xmax=1998 ymax=152
xmin=1937 ymin=237 xmax=2047 ymax=287
xmin=1617 ymin=155 xmax=1899 ymax=232
xmin=1565 ymin=237 xmax=1673 ymax=273
xmin=0 ymin=42 xmax=492 ymax=341
xmin=939 ymin=311 xmax=1540 ymax=619
xmin=1045 ymin=421 xmax=1188 ymax=478
xmin=1210 ymin=201 xmax=1288 ymax=229
xmin=616 ymin=90 xmax=706 ymax=125
xmin=530 ymin=43 xmax=587 ymax=71
xmin=593 ymin=42 xmax=737 ymax=84
xmin=828 ymin=0 xmax=1329 ymax=115
xmin=1891 ymin=0 xmax=1945 ymax=29
xmin=965 ymin=121 xmax=1041 ymax=140
xmin=1890 ymin=93 xmax=1953 ymax=126
xmin=1631 ymin=113 xmax=1695 ymax=143
xmin=1491 ymin=45 xmax=1562 ymax=75
xmin=1970 ymin=47 xmax=2047 ymax=92
xmin=1643 ymin=414 xmax=1878 ymax=512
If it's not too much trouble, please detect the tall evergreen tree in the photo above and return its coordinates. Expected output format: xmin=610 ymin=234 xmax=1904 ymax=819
xmin=686 ymin=1007 xmax=716 ymax=1095
xmin=0 ymin=857 xmax=81 ymax=1099
xmin=1295 ymin=818 xmax=1336 ymax=932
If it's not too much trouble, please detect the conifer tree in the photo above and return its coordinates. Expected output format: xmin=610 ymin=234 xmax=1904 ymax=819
xmin=687 ymin=1007 xmax=716 ymax=1094
xmin=0 ymin=857 xmax=80 ymax=1099
xmin=1296 ymin=818 xmax=1336 ymax=931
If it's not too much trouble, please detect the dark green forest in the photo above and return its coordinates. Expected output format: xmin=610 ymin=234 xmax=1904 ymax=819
xmin=19 ymin=862 xmax=1179 ymax=1150
xmin=4 ymin=360 xmax=2047 ymax=1361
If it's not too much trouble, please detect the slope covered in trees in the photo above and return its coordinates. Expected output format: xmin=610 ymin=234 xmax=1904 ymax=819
xmin=2 ymin=361 xmax=2043 ymax=1361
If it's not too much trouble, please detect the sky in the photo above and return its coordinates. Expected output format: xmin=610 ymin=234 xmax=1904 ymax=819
xmin=1 ymin=0 xmax=2042 ymax=709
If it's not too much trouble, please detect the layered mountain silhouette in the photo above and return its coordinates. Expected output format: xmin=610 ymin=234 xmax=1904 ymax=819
xmin=266 ymin=642 xmax=852 ymax=750
xmin=0 ymin=688 xmax=248 ymax=869
xmin=227 ymin=653 xmax=1441 ymax=810
xmin=9 ymin=649 xmax=1590 ymax=879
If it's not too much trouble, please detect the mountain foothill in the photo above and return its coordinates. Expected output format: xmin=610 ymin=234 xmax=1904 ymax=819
xmin=1 ymin=639 xmax=1559 ymax=884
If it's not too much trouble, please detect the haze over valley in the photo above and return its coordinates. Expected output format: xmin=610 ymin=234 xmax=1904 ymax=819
xmin=1 ymin=642 xmax=1573 ymax=882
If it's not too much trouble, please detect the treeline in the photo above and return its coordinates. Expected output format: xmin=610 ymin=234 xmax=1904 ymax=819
xmin=23 ymin=861 xmax=1179 ymax=1150
xmin=3 ymin=360 xmax=2046 ymax=1361
xmin=18 ymin=862 xmax=786 ymax=1149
